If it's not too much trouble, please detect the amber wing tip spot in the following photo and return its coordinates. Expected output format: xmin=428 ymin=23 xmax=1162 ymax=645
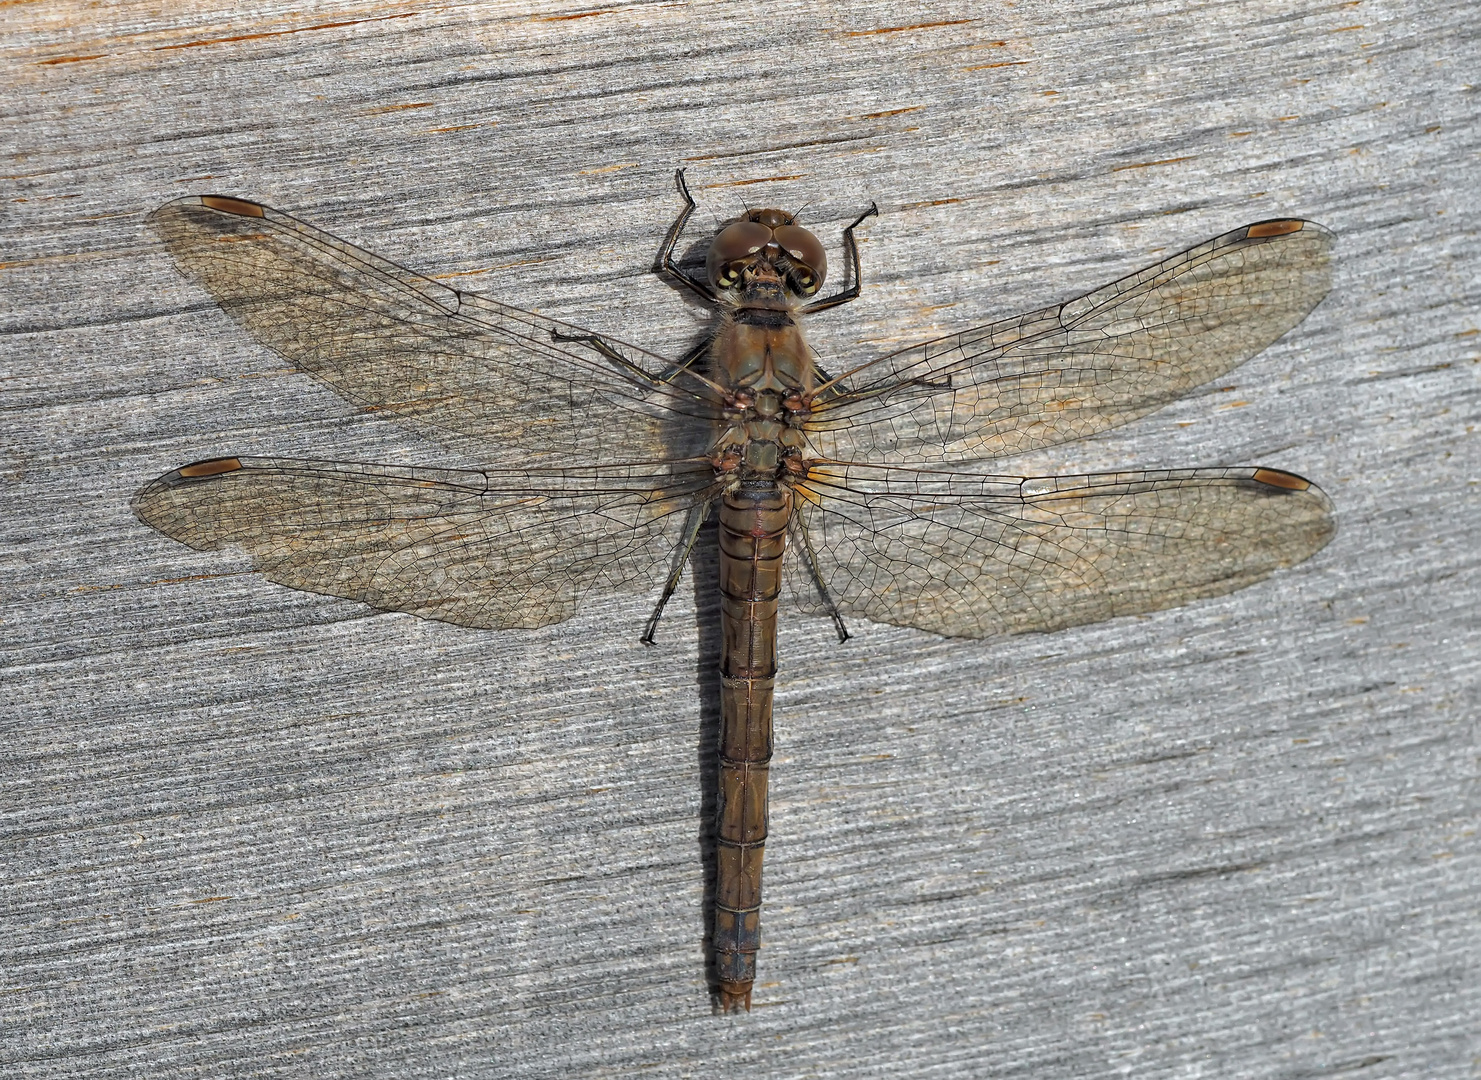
xmin=178 ymin=457 xmax=243 ymax=479
xmin=199 ymin=196 xmax=266 ymax=218
xmin=1251 ymin=467 xmax=1310 ymax=491
xmin=1246 ymin=219 xmax=1304 ymax=238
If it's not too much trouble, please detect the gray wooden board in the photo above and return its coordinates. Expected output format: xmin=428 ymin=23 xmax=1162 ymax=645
xmin=2 ymin=1 xmax=1477 ymax=1076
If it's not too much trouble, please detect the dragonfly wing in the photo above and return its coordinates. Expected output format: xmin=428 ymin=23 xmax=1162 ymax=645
xmin=786 ymin=464 xmax=1334 ymax=638
xmin=149 ymin=197 xmax=718 ymax=468
xmin=807 ymin=220 xmax=1333 ymax=463
xmin=134 ymin=456 xmax=717 ymax=630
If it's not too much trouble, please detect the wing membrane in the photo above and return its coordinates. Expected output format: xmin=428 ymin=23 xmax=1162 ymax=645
xmin=149 ymin=197 xmax=719 ymax=467
xmin=787 ymin=464 xmax=1334 ymax=638
xmin=805 ymin=220 xmax=1333 ymax=463
xmin=133 ymin=456 xmax=716 ymax=629
xmin=143 ymin=199 xmax=1336 ymax=640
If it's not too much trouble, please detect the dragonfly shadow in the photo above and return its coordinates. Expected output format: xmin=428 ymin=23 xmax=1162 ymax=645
xmin=686 ymin=515 xmax=725 ymax=1003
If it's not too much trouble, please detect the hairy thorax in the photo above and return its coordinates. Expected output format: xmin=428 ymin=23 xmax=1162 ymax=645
xmin=709 ymin=308 xmax=819 ymax=487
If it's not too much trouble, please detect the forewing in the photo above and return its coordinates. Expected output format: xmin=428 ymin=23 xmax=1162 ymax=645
xmin=149 ymin=197 xmax=718 ymax=467
xmin=133 ymin=456 xmax=716 ymax=630
xmin=787 ymin=465 xmax=1334 ymax=638
xmin=806 ymin=220 xmax=1332 ymax=463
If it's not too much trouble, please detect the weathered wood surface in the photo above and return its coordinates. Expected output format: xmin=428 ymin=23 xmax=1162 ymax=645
xmin=3 ymin=1 xmax=1476 ymax=1076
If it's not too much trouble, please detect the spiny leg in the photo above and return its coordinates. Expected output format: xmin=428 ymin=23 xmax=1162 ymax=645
xmin=656 ymin=169 xmax=716 ymax=303
xmin=798 ymin=201 xmax=879 ymax=315
xmin=641 ymin=499 xmax=712 ymax=644
xmin=789 ymin=517 xmax=850 ymax=643
xmin=550 ymin=329 xmax=723 ymax=398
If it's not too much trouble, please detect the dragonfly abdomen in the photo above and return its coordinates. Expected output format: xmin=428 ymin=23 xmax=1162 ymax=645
xmin=712 ymin=481 xmax=791 ymax=1012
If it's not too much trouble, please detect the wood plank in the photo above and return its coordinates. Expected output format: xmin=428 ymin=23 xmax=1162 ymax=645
xmin=3 ymin=1 xmax=1476 ymax=1075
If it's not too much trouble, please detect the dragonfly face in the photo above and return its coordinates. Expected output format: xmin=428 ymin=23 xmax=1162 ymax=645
xmin=135 ymin=170 xmax=1336 ymax=1012
xmin=706 ymin=208 xmax=828 ymax=307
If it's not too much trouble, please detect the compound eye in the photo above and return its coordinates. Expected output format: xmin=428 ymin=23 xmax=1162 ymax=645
xmin=773 ymin=224 xmax=827 ymax=295
xmin=707 ymin=220 xmax=773 ymax=288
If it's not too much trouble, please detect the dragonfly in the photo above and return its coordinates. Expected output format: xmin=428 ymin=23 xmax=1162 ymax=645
xmin=134 ymin=171 xmax=1335 ymax=1013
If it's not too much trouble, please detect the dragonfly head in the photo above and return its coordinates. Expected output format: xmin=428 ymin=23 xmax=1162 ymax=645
xmin=707 ymin=209 xmax=827 ymax=309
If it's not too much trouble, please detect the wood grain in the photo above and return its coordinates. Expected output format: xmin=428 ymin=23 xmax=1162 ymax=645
xmin=3 ymin=1 xmax=1477 ymax=1076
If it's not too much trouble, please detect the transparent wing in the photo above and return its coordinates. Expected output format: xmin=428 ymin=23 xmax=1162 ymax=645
xmin=133 ymin=456 xmax=717 ymax=630
xmin=805 ymin=220 xmax=1332 ymax=463
xmin=786 ymin=464 xmax=1334 ymax=638
xmin=149 ymin=197 xmax=720 ymax=468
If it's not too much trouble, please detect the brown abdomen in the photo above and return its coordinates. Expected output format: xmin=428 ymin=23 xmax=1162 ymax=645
xmin=713 ymin=481 xmax=791 ymax=1012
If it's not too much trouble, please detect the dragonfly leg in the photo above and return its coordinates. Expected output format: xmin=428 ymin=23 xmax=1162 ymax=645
xmin=810 ymin=365 xmax=953 ymax=402
xmin=656 ymin=169 xmax=718 ymax=304
xmin=551 ymin=329 xmax=722 ymax=395
xmin=788 ymin=516 xmax=851 ymax=643
xmin=658 ymin=338 xmax=711 ymax=384
xmin=641 ymin=499 xmax=712 ymax=644
xmin=547 ymin=328 xmax=667 ymax=385
xmin=797 ymin=201 xmax=879 ymax=315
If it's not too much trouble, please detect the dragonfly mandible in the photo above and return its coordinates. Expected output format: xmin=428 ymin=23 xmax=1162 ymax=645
xmin=134 ymin=171 xmax=1335 ymax=1013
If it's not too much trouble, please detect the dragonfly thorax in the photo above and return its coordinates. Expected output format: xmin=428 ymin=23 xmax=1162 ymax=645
xmin=711 ymin=407 xmax=811 ymax=484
